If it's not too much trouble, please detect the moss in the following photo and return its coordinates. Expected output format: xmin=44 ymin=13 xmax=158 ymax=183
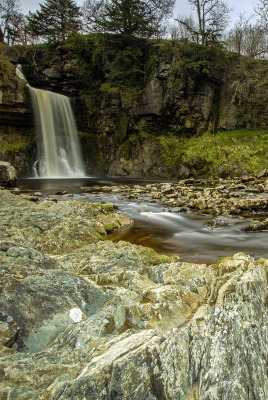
xmin=135 ymin=129 xmax=268 ymax=178
xmin=0 ymin=46 xmax=15 ymax=84
xmin=96 ymin=152 xmax=109 ymax=173
xmin=180 ymin=129 xmax=268 ymax=177
xmin=0 ymin=129 xmax=32 ymax=155
xmin=1 ymin=140 xmax=30 ymax=154
xmin=117 ymin=114 xmax=129 ymax=142
xmin=98 ymin=203 xmax=115 ymax=212
xmin=119 ymin=141 xmax=132 ymax=159
xmin=100 ymin=83 xmax=120 ymax=95
xmin=156 ymin=135 xmax=186 ymax=176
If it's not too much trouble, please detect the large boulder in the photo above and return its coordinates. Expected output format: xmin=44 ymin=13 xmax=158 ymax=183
xmin=0 ymin=161 xmax=17 ymax=186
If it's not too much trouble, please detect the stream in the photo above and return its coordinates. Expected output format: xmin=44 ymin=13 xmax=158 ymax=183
xmin=15 ymin=177 xmax=268 ymax=264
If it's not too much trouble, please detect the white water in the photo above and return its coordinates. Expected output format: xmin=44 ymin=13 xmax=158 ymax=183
xmin=30 ymin=88 xmax=85 ymax=178
xmin=16 ymin=65 xmax=85 ymax=178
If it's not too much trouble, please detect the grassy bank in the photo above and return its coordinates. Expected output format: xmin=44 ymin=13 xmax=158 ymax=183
xmin=158 ymin=129 xmax=268 ymax=177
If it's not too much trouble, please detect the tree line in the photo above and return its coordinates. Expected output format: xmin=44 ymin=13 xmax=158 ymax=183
xmin=0 ymin=0 xmax=267 ymax=58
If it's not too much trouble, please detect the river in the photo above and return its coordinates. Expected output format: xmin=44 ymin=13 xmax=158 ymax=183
xmin=15 ymin=177 xmax=268 ymax=264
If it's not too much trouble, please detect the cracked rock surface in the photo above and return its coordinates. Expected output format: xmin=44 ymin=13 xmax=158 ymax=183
xmin=0 ymin=189 xmax=267 ymax=399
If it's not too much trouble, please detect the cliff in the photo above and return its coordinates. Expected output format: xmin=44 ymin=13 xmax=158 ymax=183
xmin=0 ymin=47 xmax=35 ymax=175
xmin=1 ymin=37 xmax=268 ymax=177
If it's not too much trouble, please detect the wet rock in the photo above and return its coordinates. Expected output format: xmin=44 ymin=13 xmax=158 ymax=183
xmin=0 ymin=161 xmax=17 ymax=186
xmin=244 ymin=218 xmax=268 ymax=232
xmin=107 ymin=178 xmax=268 ymax=217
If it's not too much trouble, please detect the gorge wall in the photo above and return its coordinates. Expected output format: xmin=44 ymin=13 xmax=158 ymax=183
xmin=0 ymin=47 xmax=35 ymax=176
xmin=1 ymin=37 xmax=268 ymax=178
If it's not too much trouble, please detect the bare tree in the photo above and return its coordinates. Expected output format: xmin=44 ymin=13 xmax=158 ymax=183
xmin=225 ymin=14 xmax=268 ymax=58
xmin=176 ymin=0 xmax=231 ymax=45
xmin=0 ymin=0 xmax=23 ymax=44
xmin=171 ymin=15 xmax=199 ymax=41
xmin=254 ymin=0 xmax=268 ymax=28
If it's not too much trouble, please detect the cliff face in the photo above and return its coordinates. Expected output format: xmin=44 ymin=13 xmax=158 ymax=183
xmin=0 ymin=67 xmax=32 ymax=126
xmin=0 ymin=60 xmax=35 ymax=176
xmin=18 ymin=38 xmax=268 ymax=134
xmin=2 ymin=38 xmax=268 ymax=177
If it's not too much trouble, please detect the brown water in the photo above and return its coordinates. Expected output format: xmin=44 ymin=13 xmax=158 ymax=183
xmin=16 ymin=178 xmax=268 ymax=264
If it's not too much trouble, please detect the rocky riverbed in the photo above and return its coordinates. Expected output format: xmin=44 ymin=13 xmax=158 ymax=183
xmin=83 ymin=175 xmax=268 ymax=231
xmin=0 ymin=186 xmax=267 ymax=399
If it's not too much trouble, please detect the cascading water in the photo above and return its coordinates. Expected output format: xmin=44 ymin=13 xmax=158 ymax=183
xmin=30 ymin=88 xmax=85 ymax=178
xmin=16 ymin=66 xmax=85 ymax=178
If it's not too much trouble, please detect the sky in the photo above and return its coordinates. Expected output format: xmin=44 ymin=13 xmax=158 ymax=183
xmin=20 ymin=0 xmax=257 ymax=27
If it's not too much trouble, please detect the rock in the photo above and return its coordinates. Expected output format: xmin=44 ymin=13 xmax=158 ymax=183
xmin=109 ymin=138 xmax=166 ymax=178
xmin=131 ymin=77 xmax=164 ymax=116
xmin=0 ymin=190 xmax=132 ymax=255
xmin=244 ymin=218 xmax=268 ymax=232
xmin=43 ymin=65 xmax=62 ymax=79
xmin=0 ymin=161 xmax=17 ymax=186
xmin=0 ymin=67 xmax=33 ymax=126
xmin=0 ymin=245 xmax=266 ymax=399
xmin=0 ymin=189 xmax=267 ymax=399
xmin=256 ymin=169 xmax=267 ymax=178
xmin=0 ymin=312 xmax=20 ymax=347
xmin=105 ymin=178 xmax=268 ymax=217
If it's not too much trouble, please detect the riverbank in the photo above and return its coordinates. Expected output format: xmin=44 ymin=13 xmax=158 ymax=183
xmin=0 ymin=187 xmax=267 ymax=399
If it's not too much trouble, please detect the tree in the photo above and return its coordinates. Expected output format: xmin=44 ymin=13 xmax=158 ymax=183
xmin=27 ymin=0 xmax=82 ymax=43
xmin=254 ymin=0 xmax=268 ymax=29
xmin=225 ymin=15 xmax=268 ymax=59
xmin=0 ymin=0 xmax=23 ymax=44
xmin=176 ymin=0 xmax=230 ymax=45
xmin=82 ymin=0 xmax=175 ymax=38
xmin=170 ymin=16 xmax=196 ymax=41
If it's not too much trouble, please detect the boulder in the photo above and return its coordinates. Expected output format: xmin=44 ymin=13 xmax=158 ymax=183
xmin=43 ymin=65 xmax=62 ymax=79
xmin=0 ymin=161 xmax=17 ymax=186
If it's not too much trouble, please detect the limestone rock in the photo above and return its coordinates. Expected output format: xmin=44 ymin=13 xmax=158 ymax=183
xmin=0 ymin=189 xmax=267 ymax=399
xmin=244 ymin=218 xmax=268 ymax=232
xmin=0 ymin=189 xmax=132 ymax=254
xmin=132 ymin=77 xmax=164 ymax=116
xmin=43 ymin=65 xmax=62 ymax=79
xmin=0 ymin=312 xmax=20 ymax=347
xmin=0 ymin=161 xmax=17 ymax=186
xmin=0 ymin=70 xmax=32 ymax=126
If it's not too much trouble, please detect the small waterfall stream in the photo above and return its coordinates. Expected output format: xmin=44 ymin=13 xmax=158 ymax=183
xmin=17 ymin=66 xmax=85 ymax=178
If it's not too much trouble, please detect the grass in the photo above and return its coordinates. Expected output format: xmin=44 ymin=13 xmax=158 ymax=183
xmin=156 ymin=129 xmax=268 ymax=178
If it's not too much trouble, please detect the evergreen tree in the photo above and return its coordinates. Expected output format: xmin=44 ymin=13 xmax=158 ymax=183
xmin=82 ymin=0 xmax=175 ymax=38
xmin=27 ymin=0 xmax=82 ymax=43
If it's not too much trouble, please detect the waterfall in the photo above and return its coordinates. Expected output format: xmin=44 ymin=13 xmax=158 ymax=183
xmin=16 ymin=66 xmax=85 ymax=178
xmin=30 ymin=88 xmax=85 ymax=178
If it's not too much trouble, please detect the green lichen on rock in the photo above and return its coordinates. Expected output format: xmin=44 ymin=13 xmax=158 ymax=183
xmin=0 ymin=190 xmax=132 ymax=255
xmin=0 ymin=205 xmax=267 ymax=399
xmin=0 ymin=45 xmax=15 ymax=84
